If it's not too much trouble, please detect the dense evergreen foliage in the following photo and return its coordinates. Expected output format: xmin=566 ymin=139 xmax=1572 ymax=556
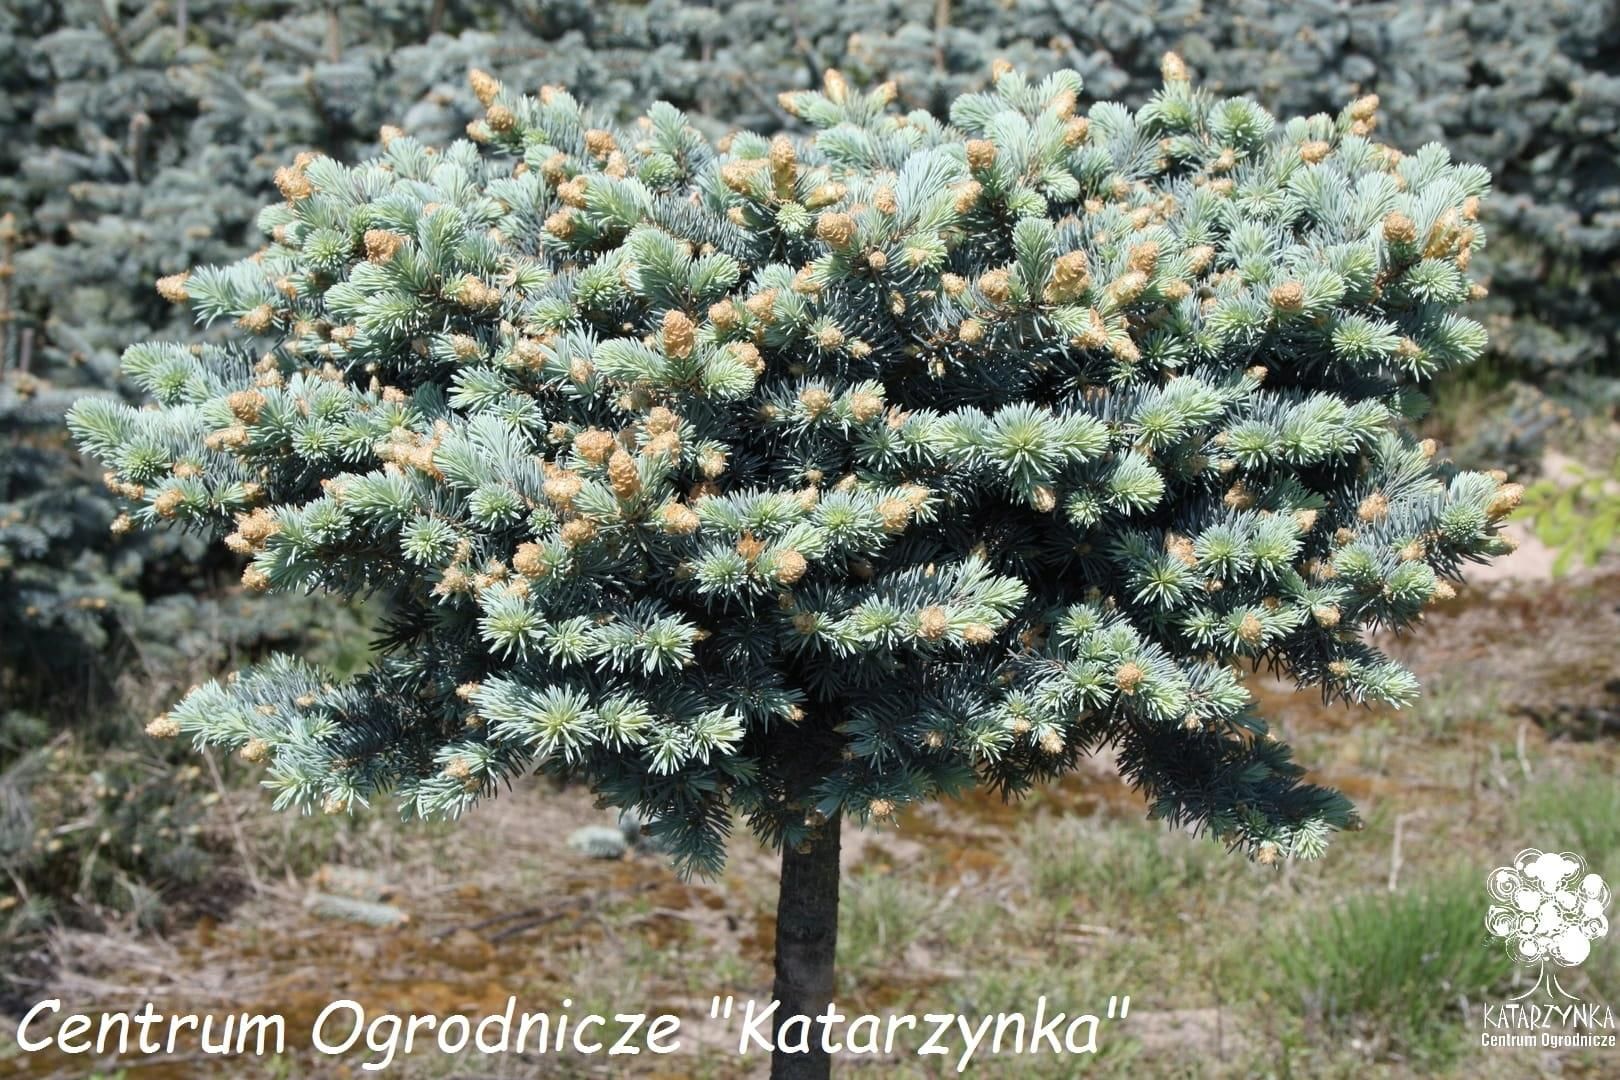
xmin=73 ymin=57 xmax=1510 ymax=872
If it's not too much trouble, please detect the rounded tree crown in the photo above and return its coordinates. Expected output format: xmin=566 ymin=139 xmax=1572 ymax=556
xmin=70 ymin=60 xmax=1510 ymax=873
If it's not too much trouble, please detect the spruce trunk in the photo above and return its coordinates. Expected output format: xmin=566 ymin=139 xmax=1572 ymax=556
xmin=769 ymin=814 xmax=842 ymax=1080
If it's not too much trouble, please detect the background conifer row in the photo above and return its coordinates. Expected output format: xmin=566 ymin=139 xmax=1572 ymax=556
xmin=4 ymin=1 xmax=1611 ymax=715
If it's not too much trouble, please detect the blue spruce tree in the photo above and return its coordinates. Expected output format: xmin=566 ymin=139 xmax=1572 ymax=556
xmin=70 ymin=57 xmax=1512 ymax=1077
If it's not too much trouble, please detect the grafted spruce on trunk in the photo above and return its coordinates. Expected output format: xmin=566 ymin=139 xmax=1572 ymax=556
xmin=72 ymin=52 xmax=1515 ymax=1080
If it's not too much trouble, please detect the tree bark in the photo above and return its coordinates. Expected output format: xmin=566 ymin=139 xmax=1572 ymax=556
xmin=769 ymin=814 xmax=842 ymax=1080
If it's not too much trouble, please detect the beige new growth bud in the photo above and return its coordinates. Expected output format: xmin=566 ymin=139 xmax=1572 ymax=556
xmin=978 ymin=268 xmax=1012 ymax=304
xmin=953 ymin=181 xmax=982 ymax=214
xmin=774 ymin=550 xmax=808 ymax=585
xmin=1357 ymin=491 xmax=1391 ymax=522
xmin=1383 ymin=211 xmax=1418 ymax=246
xmin=645 ymin=406 xmax=679 ymax=435
xmin=574 ymin=429 xmax=616 ymax=464
xmin=731 ymin=341 xmax=764 ymax=374
xmin=815 ymin=212 xmax=856 ymax=248
xmin=273 ymin=165 xmax=313 ymax=202
xmin=1107 ymin=271 xmax=1148 ymax=305
xmin=708 ymin=300 xmax=739 ymax=332
xmin=1270 ymin=281 xmax=1305 ymax=312
xmin=469 ymin=69 xmax=500 ymax=106
xmin=799 ymin=386 xmax=833 ymax=417
xmin=1237 ymin=613 xmax=1265 ymax=645
xmin=543 ymin=470 xmax=583 ymax=508
xmin=769 ymin=134 xmax=797 ymax=181
xmin=1166 ymin=534 xmax=1197 ymax=566
xmin=699 ymin=450 xmax=728 ymax=479
xmin=560 ymin=519 xmax=597 ymax=547
xmin=1045 ymin=251 xmax=1091 ymax=303
xmin=1127 ymin=241 xmax=1160 ymax=274
xmin=805 ymin=182 xmax=846 ymax=210
xmin=364 ymin=229 xmax=403 ymax=263
xmin=917 ymin=606 xmax=949 ymax=640
xmin=744 ymin=289 xmax=778 ymax=323
xmin=227 ymin=389 xmax=266 ymax=423
xmin=513 ymin=542 xmax=548 ymax=579
xmin=876 ymin=497 xmax=911 ymax=533
xmin=607 ymin=450 xmax=640 ymax=499
xmin=156 ymin=272 xmax=190 ymax=303
xmin=661 ymin=502 xmax=700 ymax=536
xmin=849 ymin=391 xmax=884 ymax=423
xmin=486 ymin=104 xmax=516 ymax=133
xmin=1186 ymin=244 xmax=1216 ymax=274
xmin=1299 ymin=140 xmax=1332 ymax=164
xmin=237 ymin=304 xmax=274 ymax=333
xmin=1349 ymin=94 xmax=1380 ymax=121
xmin=1487 ymin=483 xmax=1523 ymax=520
xmin=544 ymin=209 xmax=575 ymax=239
xmin=963 ymin=623 xmax=995 ymax=646
xmin=663 ymin=309 xmax=696 ymax=359
xmin=556 ymin=177 xmax=589 ymax=207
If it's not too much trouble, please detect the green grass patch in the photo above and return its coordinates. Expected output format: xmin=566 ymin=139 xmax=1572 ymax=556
xmin=838 ymin=869 xmax=939 ymax=982
xmin=1517 ymin=773 xmax=1620 ymax=870
xmin=1018 ymin=816 xmax=1239 ymax=925
xmin=1269 ymin=874 xmax=1513 ymax=1066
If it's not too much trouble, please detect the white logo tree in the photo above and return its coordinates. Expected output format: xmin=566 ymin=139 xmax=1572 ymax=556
xmin=1487 ymin=848 xmax=1610 ymax=999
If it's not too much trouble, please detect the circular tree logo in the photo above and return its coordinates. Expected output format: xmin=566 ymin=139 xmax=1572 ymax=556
xmin=1486 ymin=849 xmax=1611 ymax=1000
